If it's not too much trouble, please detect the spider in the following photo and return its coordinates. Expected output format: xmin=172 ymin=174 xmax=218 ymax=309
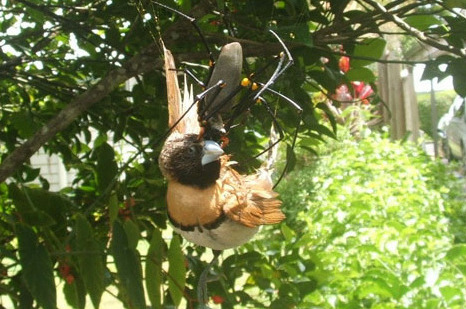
xmin=153 ymin=1 xmax=303 ymax=186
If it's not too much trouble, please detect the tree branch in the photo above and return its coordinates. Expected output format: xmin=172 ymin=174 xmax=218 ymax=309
xmin=0 ymin=45 xmax=163 ymax=183
xmin=361 ymin=0 xmax=466 ymax=57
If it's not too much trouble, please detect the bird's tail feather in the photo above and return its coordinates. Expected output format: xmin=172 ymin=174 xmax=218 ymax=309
xmin=163 ymin=41 xmax=200 ymax=135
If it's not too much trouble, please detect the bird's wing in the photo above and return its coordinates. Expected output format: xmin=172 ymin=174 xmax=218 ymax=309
xmin=163 ymin=42 xmax=200 ymax=135
xmin=219 ymin=158 xmax=285 ymax=228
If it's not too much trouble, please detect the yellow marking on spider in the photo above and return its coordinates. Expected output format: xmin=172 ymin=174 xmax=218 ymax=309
xmin=241 ymin=77 xmax=251 ymax=87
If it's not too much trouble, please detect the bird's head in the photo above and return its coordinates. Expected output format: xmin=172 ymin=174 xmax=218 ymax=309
xmin=159 ymin=134 xmax=224 ymax=188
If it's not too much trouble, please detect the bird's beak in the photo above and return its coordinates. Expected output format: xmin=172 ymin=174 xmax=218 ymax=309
xmin=202 ymin=140 xmax=224 ymax=165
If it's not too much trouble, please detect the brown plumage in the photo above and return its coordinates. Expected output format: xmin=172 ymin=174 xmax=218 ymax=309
xmin=166 ymin=155 xmax=284 ymax=228
xmin=158 ymin=42 xmax=284 ymax=251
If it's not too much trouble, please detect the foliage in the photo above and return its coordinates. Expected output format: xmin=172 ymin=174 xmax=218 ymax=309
xmin=417 ymin=90 xmax=457 ymax=137
xmin=241 ymin=129 xmax=465 ymax=308
xmin=0 ymin=0 xmax=465 ymax=308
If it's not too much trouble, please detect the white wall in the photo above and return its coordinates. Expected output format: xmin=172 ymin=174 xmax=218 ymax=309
xmin=30 ymin=149 xmax=76 ymax=191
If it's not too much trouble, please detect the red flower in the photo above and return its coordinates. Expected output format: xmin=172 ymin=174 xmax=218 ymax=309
xmin=352 ymin=81 xmax=364 ymax=95
xmin=339 ymin=56 xmax=350 ymax=73
xmin=357 ymin=84 xmax=374 ymax=100
xmin=211 ymin=295 xmax=225 ymax=304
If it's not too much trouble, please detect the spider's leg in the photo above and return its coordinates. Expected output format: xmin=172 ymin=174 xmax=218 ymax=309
xmin=252 ymin=87 xmax=303 ymax=187
xmin=178 ymin=67 xmax=207 ymax=88
xmin=154 ymin=78 xmax=227 ymax=147
xmin=263 ymin=88 xmax=303 ymax=188
xmin=254 ymin=96 xmax=285 ymax=159
xmin=223 ymin=30 xmax=294 ymax=133
xmin=194 ymin=80 xmax=226 ymax=103
xmin=253 ymin=30 xmax=294 ymax=101
xmin=153 ymin=2 xmax=214 ymax=66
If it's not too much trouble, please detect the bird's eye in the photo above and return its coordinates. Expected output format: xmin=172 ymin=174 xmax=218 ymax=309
xmin=188 ymin=145 xmax=197 ymax=155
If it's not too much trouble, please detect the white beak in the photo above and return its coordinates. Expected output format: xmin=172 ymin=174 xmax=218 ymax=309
xmin=202 ymin=140 xmax=224 ymax=165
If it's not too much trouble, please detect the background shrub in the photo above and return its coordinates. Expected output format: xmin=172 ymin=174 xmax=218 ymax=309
xmin=417 ymin=90 xmax=457 ymax=137
xmin=224 ymin=129 xmax=466 ymax=308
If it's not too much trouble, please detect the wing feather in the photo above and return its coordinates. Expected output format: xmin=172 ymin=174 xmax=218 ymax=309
xmin=219 ymin=158 xmax=285 ymax=227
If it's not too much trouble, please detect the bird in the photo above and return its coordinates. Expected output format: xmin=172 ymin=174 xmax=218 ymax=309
xmin=158 ymin=41 xmax=285 ymax=306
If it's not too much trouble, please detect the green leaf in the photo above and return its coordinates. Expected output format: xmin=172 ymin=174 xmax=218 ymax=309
xmin=357 ymin=280 xmax=393 ymax=298
xmin=309 ymin=69 xmax=338 ymax=92
xmin=351 ymin=38 xmax=386 ymax=67
xmin=346 ymin=67 xmax=376 ymax=83
xmin=75 ymin=214 xmax=105 ymax=309
xmin=274 ymin=23 xmax=313 ymax=47
xmin=8 ymin=184 xmax=34 ymax=214
xmin=311 ymin=123 xmax=337 ymax=139
xmin=18 ymin=210 xmax=56 ymax=227
xmin=168 ymin=235 xmax=186 ymax=306
xmin=8 ymin=184 xmax=74 ymax=229
xmin=447 ymin=58 xmax=466 ymax=97
xmin=63 ymin=275 xmax=86 ymax=309
xmin=421 ymin=55 xmax=454 ymax=81
xmin=111 ymin=220 xmax=146 ymax=309
xmin=363 ymin=268 xmax=405 ymax=298
xmin=109 ymin=193 xmax=119 ymax=224
xmin=146 ymin=229 xmax=164 ymax=309
xmin=132 ymin=83 xmax=145 ymax=106
xmin=14 ymin=273 xmax=34 ymax=309
xmin=446 ymin=244 xmax=466 ymax=261
xmin=403 ymin=15 xmax=442 ymax=31
xmin=440 ymin=286 xmax=462 ymax=303
xmin=285 ymin=144 xmax=297 ymax=174
xmin=123 ymin=219 xmax=141 ymax=250
xmin=93 ymin=134 xmax=107 ymax=149
xmin=421 ymin=62 xmax=444 ymax=81
xmin=20 ymin=165 xmax=41 ymax=182
xmin=10 ymin=111 xmax=40 ymax=138
xmin=96 ymin=143 xmax=118 ymax=193
xmin=445 ymin=0 xmax=466 ymax=9
xmin=16 ymin=224 xmax=57 ymax=309
xmin=316 ymin=102 xmax=337 ymax=133
xmin=281 ymin=223 xmax=295 ymax=242
xmin=410 ymin=276 xmax=425 ymax=289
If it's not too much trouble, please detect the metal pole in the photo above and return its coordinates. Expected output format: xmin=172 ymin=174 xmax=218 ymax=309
xmin=430 ymin=77 xmax=439 ymax=158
